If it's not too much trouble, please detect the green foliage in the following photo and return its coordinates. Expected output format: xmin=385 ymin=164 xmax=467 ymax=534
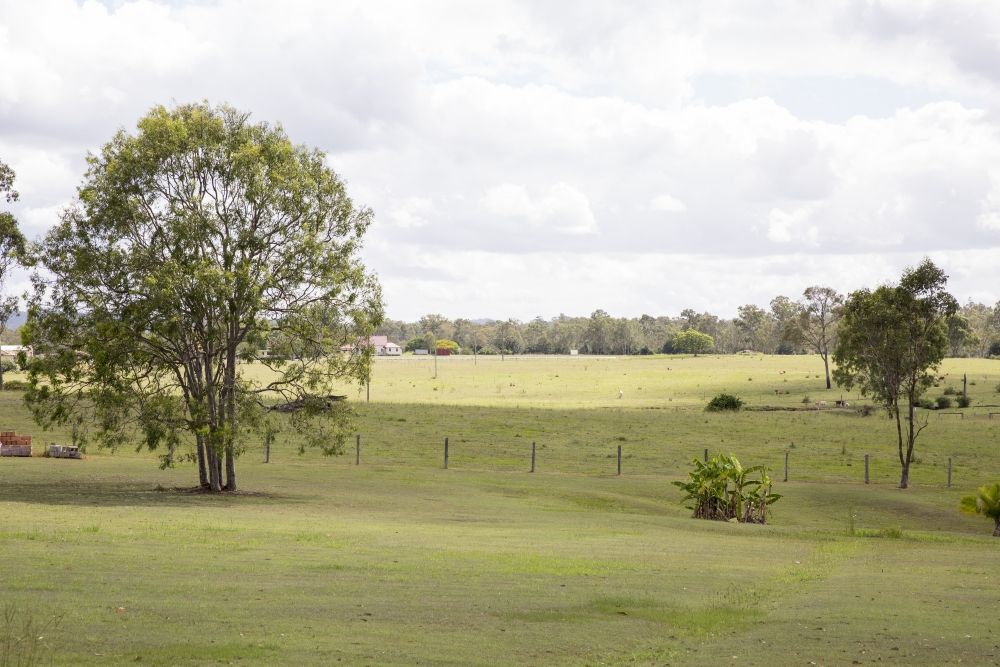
xmin=672 ymin=329 xmax=714 ymax=355
xmin=706 ymin=393 xmax=743 ymax=412
xmin=935 ymin=396 xmax=952 ymax=409
xmin=435 ymin=339 xmax=459 ymax=353
xmin=832 ymin=259 xmax=957 ymax=488
xmin=0 ymin=158 xmax=28 ymax=393
xmin=23 ymin=102 xmax=382 ymax=491
xmin=960 ymin=483 xmax=1000 ymax=536
xmin=672 ymin=453 xmax=780 ymax=524
xmin=957 ymin=395 xmax=971 ymax=408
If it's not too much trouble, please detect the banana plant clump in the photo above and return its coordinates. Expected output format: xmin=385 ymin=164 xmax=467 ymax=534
xmin=960 ymin=483 xmax=1000 ymax=537
xmin=673 ymin=454 xmax=781 ymax=524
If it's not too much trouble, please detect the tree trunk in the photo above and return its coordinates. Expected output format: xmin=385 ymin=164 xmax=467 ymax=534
xmin=225 ymin=446 xmax=236 ymax=492
xmin=222 ymin=306 xmax=239 ymax=493
xmin=822 ymin=353 xmax=831 ymax=390
xmin=196 ymin=433 xmax=208 ymax=489
xmin=0 ymin=361 xmax=4 ymax=390
xmin=206 ymin=444 xmax=222 ymax=492
xmin=894 ymin=403 xmax=908 ymax=489
xmin=994 ymin=518 xmax=1000 ymax=537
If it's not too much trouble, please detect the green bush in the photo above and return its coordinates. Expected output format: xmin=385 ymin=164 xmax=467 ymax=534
xmin=673 ymin=454 xmax=780 ymax=524
xmin=942 ymin=386 xmax=958 ymax=396
xmin=0 ymin=359 xmax=16 ymax=373
xmin=706 ymin=393 xmax=743 ymax=412
xmin=935 ymin=396 xmax=952 ymax=409
xmin=0 ymin=380 xmax=28 ymax=392
xmin=957 ymin=395 xmax=971 ymax=408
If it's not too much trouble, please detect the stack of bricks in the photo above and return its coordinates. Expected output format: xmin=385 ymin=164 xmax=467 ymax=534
xmin=0 ymin=431 xmax=32 ymax=457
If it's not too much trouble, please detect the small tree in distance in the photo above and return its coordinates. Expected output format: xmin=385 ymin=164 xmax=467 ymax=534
xmin=788 ymin=286 xmax=843 ymax=389
xmin=833 ymin=259 xmax=957 ymax=489
xmin=672 ymin=329 xmax=714 ymax=356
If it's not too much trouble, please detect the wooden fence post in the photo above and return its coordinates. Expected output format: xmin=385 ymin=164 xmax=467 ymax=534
xmin=617 ymin=445 xmax=622 ymax=476
xmin=444 ymin=437 xmax=449 ymax=469
xmin=784 ymin=451 xmax=789 ymax=482
xmin=530 ymin=441 xmax=536 ymax=473
xmin=703 ymin=447 xmax=708 ymax=462
xmin=947 ymin=457 xmax=952 ymax=488
xmin=864 ymin=454 xmax=870 ymax=484
xmin=355 ymin=434 xmax=360 ymax=466
xmin=265 ymin=438 xmax=270 ymax=464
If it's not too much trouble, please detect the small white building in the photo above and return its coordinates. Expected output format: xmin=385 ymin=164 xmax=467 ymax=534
xmin=341 ymin=336 xmax=403 ymax=356
xmin=0 ymin=345 xmax=31 ymax=359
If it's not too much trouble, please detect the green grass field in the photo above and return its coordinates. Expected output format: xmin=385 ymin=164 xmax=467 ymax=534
xmin=2 ymin=354 xmax=1000 ymax=665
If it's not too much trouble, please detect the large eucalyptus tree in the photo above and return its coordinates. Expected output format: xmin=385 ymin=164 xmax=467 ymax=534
xmin=24 ymin=102 xmax=382 ymax=491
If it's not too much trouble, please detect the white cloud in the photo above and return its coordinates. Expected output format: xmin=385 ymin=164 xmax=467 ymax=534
xmin=766 ymin=205 xmax=819 ymax=246
xmin=977 ymin=171 xmax=1000 ymax=231
xmin=481 ymin=183 xmax=597 ymax=235
xmin=3 ymin=0 xmax=1000 ymax=319
xmin=650 ymin=194 xmax=687 ymax=213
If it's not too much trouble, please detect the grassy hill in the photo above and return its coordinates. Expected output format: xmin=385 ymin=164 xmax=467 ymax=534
xmin=1 ymin=354 xmax=999 ymax=664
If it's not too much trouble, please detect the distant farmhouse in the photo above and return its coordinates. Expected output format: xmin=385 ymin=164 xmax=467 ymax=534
xmin=0 ymin=345 xmax=32 ymax=359
xmin=341 ymin=335 xmax=402 ymax=356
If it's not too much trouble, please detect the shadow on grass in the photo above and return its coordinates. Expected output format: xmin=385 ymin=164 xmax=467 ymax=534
xmin=0 ymin=478 xmax=308 ymax=508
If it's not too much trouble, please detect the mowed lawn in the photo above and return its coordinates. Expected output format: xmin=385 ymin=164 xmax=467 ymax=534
xmin=1 ymin=354 xmax=999 ymax=665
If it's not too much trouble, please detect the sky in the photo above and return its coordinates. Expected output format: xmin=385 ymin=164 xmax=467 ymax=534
xmin=2 ymin=0 xmax=1000 ymax=322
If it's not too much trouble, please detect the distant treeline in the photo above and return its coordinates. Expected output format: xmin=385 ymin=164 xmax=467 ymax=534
xmin=374 ymin=295 xmax=1000 ymax=357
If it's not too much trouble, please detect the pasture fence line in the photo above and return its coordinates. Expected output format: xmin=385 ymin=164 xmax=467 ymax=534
xmin=252 ymin=433 xmax=964 ymax=488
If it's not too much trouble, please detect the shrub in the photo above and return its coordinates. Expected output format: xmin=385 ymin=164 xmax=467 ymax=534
xmin=942 ymin=386 xmax=957 ymax=395
xmin=935 ymin=396 xmax=952 ymax=409
xmin=801 ymin=395 xmax=811 ymax=404
xmin=673 ymin=454 xmax=780 ymax=524
xmin=706 ymin=393 xmax=743 ymax=412
xmin=960 ymin=483 xmax=1000 ymax=537
xmin=957 ymin=395 xmax=971 ymax=408
xmin=0 ymin=359 xmax=15 ymax=373
xmin=0 ymin=380 xmax=28 ymax=392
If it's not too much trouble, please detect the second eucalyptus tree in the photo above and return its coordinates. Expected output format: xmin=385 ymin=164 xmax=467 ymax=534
xmin=24 ymin=102 xmax=382 ymax=492
xmin=833 ymin=260 xmax=956 ymax=489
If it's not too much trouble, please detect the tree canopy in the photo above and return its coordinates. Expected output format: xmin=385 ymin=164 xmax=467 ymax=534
xmin=832 ymin=259 xmax=957 ymax=488
xmin=24 ymin=102 xmax=383 ymax=492
xmin=672 ymin=328 xmax=714 ymax=356
xmin=789 ymin=286 xmax=843 ymax=389
xmin=0 ymin=157 xmax=27 ymax=389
